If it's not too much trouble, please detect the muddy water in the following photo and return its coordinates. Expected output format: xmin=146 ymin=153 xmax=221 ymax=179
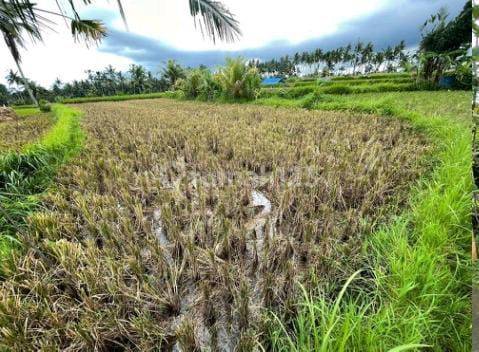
xmin=151 ymin=190 xmax=275 ymax=351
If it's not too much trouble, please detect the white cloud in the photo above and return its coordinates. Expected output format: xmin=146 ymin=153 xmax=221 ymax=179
xmin=0 ymin=0 xmax=396 ymax=86
xmin=112 ymin=0 xmax=389 ymax=50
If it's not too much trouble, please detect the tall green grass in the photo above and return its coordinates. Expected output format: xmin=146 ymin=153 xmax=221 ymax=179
xmin=259 ymin=94 xmax=471 ymax=351
xmin=0 ymin=105 xmax=83 ymax=263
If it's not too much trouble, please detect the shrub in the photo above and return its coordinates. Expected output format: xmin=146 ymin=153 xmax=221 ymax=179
xmin=217 ymin=58 xmax=261 ymax=100
xmin=178 ymin=69 xmax=221 ymax=100
xmin=38 ymin=100 xmax=51 ymax=112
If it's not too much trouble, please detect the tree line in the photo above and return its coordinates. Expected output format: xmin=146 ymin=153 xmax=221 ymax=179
xmin=251 ymin=40 xmax=408 ymax=76
xmin=0 ymin=60 xmax=190 ymax=105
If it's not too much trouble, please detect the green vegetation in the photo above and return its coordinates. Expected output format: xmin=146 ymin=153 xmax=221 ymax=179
xmin=291 ymin=77 xmax=414 ymax=87
xmin=261 ymin=81 xmax=436 ymax=99
xmin=13 ymin=106 xmax=40 ymax=117
xmin=0 ymin=105 xmax=83 ymax=262
xmin=331 ymin=72 xmax=412 ymax=81
xmin=419 ymin=2 xmax=471 ymax=84
xmin=38 ymin=99 xmax=51 ymax=112
xmin=217 ymin=58 xmax=261 ymax=99
xmin=61 ymin=91 xmax=174 ymax=104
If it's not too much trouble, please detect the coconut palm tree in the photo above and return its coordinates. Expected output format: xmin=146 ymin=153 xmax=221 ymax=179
xmin=1 ymin=1 xmax=42 ymax=105
xmin=1 ymin=0 xmax=241 ymax=105
xmin=360 ymin=42 xmax=374 ymax=74
xmin=351 ymin=41 xmax=364 ymax=75
xmin=163 ymin=60 xmax=186 ymax=88
xmin=373 ymin=51 xmax=386 ymax=72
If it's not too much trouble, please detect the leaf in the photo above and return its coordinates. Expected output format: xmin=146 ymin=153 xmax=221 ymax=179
xmin=70 ymin=19 xmax=107 ymax=45
xmin=189 ymin=0 xmax=241 ymax=43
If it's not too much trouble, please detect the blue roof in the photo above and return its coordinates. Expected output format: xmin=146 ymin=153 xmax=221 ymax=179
xmin=261 ymin=77 xmax=283 ymax=85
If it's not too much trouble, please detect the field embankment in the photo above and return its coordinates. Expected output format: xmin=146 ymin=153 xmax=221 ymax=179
xmin=0 ymin=105 xmax=83 ymax=260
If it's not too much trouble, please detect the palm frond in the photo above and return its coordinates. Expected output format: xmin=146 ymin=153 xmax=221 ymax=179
xmin=2 ymin=31 xmax=21 ymax=62
xmin=71 ymin=19 xmax=106 ymax=45
xmin=189 ymin=0 xmax=241 ymax=43
xmin=116 ymin=0 xmax=129 ymax=31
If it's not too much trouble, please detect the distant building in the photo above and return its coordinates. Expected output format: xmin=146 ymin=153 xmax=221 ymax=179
xmin=438 ymin=75 xmax=456 ymax=89
xmin=261 ymin=77 xmax=284 ymax=86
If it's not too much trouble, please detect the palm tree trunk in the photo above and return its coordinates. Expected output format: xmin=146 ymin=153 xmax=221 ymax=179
xmin=15 ymin=60 xmax=38 ymax=106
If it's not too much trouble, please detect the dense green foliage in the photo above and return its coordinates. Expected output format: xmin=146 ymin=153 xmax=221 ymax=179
xmin=38 ymin=99 xmax=51 ymax=112
xmin=217 ymin=58 xmax=261 ymax=99
xmin=419 ymin=1 xmax=472 ymax=83
xmin=177 ymin=68 xmax=220 ymax=100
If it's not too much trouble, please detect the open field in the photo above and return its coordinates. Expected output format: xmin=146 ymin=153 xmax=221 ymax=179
xmin=0 ymin=99 xmax=431 ymax=350
xmin=0 ymin=111 xmax=53 ymax=153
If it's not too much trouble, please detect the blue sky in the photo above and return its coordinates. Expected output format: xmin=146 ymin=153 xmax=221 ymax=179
xmin=0 ymin=0 xmax=464 ymax=86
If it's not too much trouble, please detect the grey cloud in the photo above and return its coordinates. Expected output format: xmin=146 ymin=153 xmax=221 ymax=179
xmin=98 ymin=0 xmax=465 ymax=72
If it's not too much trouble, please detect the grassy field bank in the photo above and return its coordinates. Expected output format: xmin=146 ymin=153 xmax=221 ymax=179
xmin=0 ymin=105 xmax=83 ymax=262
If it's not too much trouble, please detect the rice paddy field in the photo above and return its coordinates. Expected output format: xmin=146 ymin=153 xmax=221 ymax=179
xmin=0 ymin=109 xmax=52 ymax=153
xmin=0 ymin=81 xmax=471 ymax=350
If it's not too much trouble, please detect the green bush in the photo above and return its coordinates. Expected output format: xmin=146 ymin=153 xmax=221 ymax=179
xmin=217 ymin=58 xmax=261 ymax=100
xmin=38 ymin=99 xmax=51 ymax=112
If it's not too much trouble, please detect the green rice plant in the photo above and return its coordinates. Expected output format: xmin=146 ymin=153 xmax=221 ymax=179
xmin=61 ymin=92 xmax=170 ymax=104
xmin=12 ymin=107 xmax=40 ymax=117
xmin=260 ymin=86 xmax=316 ymax=99
xmin=320 ymin=84 xmax=354 ymax=95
